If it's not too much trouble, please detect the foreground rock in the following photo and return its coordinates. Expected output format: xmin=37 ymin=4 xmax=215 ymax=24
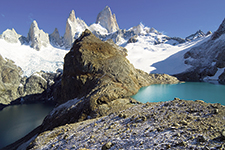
xmin=22 ymin=99 xmax=225 ymax=149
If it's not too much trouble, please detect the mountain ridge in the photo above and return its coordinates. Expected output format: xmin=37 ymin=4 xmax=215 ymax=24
xmin=0 ymin=6 xmax=209 ymax=51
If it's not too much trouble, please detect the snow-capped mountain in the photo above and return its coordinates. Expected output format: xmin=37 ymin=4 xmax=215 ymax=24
xmin=63 ymin=10 xmax=89 ymax=49
xmin=96 ymin=6 xmax=119 ymax=33
xmin=185 ymin=30 xmax=206 ymax=41
xmin=174 ymin=18 xmax=225 ymax=83
xmin=1 ymin=5 xmax=224 ymax=83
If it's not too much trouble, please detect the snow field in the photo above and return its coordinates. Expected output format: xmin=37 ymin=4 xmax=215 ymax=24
xmin=0 ymin=39 xmax=68 ymax=77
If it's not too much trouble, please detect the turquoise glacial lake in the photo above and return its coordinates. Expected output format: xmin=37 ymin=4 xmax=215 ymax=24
xmin=132 ymin=82 xmax=225 ymax=105
xmin=0 ymin=103 xmax=54 ymax=149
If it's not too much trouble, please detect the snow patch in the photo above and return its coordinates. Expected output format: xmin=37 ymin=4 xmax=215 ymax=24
xmin=0 ymin=39 xmax=68 ymax=77
xmin=204 ymin=67 xmax=225 ymax=81
xmin=89 ymin=23 xmax=108 ymax=35
xmin=126 ymin=34 xmax=210 ymax=74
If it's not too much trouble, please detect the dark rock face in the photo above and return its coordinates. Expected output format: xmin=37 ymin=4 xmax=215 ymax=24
xmin=219 ymin=70 xmax=225 ymax=84
xmin=61 ymin=29 xmax=148 ymax=104
xmin=211 ymin=18 xmax=225 ymax=40
xmin=49 ymin=28 xmax=63 ymax=47
xmin=127 ymin=35 xmax=138 ymax=43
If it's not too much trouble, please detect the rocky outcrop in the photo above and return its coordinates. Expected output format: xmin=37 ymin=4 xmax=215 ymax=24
xmin=174 ymin=19 xmax=225 ymax=82
xmin=49 ymin=28 xmax=63 ymax=47
xmin=127 ymin=35 xmax=138 ymax=43
xmin=27 ymin=20 xmax=50 ymax=50
xmin=206 ymin=30 xmax=212 ymax=36
xmin=96 ymin=6 xmax=119 ymax=33
xmin=0 ymin=55 xmax=22 ymax=105
xmin=63 ymin=10 xmax=88 ymax=49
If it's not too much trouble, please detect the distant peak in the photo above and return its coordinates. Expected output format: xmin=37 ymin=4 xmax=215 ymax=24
xmin=104 ymin=6 xmax=111 ymax=11
xmin=53 ymin=28 xmax=59 ymax=33
xmin=68 ymin=10 xmax=76 ymax=22
xmin=31 ymin=20 xmax=38 ymax=27
xmin=96 ymin=6 xmax=119 ymax=33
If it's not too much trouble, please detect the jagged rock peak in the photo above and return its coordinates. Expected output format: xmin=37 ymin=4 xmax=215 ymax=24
xmin=63 ymin=10 xmax=88 ymax=49
xmin=206 ymin=31 xmax=212 ymax=36
xmin=50 ymin=28 xmax=62 ymax=46
xmin=1 ymin=28 xmax=20 ymax=43
xmin=96 ymin=6 xmax=119 ymax=33
xmin=27 ymin=20 xmax=50 ymax=50
xmin=185 ymin=30 xmax=205 ymax=41
xmin=211 ymin=18 xmax=225 ymax=40
xmin=68 ymin=10 xmax=76 ymax=22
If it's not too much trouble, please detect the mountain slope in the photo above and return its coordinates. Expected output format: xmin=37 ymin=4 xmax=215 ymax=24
xmin=174 ymin=18 xmax=225 ymax=83
xmin=0 ymin=39 xmax=67 ymax=77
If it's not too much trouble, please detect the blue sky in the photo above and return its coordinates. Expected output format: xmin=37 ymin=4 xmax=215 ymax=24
xmin=0 ymin=0 xmax=224 ymax=38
